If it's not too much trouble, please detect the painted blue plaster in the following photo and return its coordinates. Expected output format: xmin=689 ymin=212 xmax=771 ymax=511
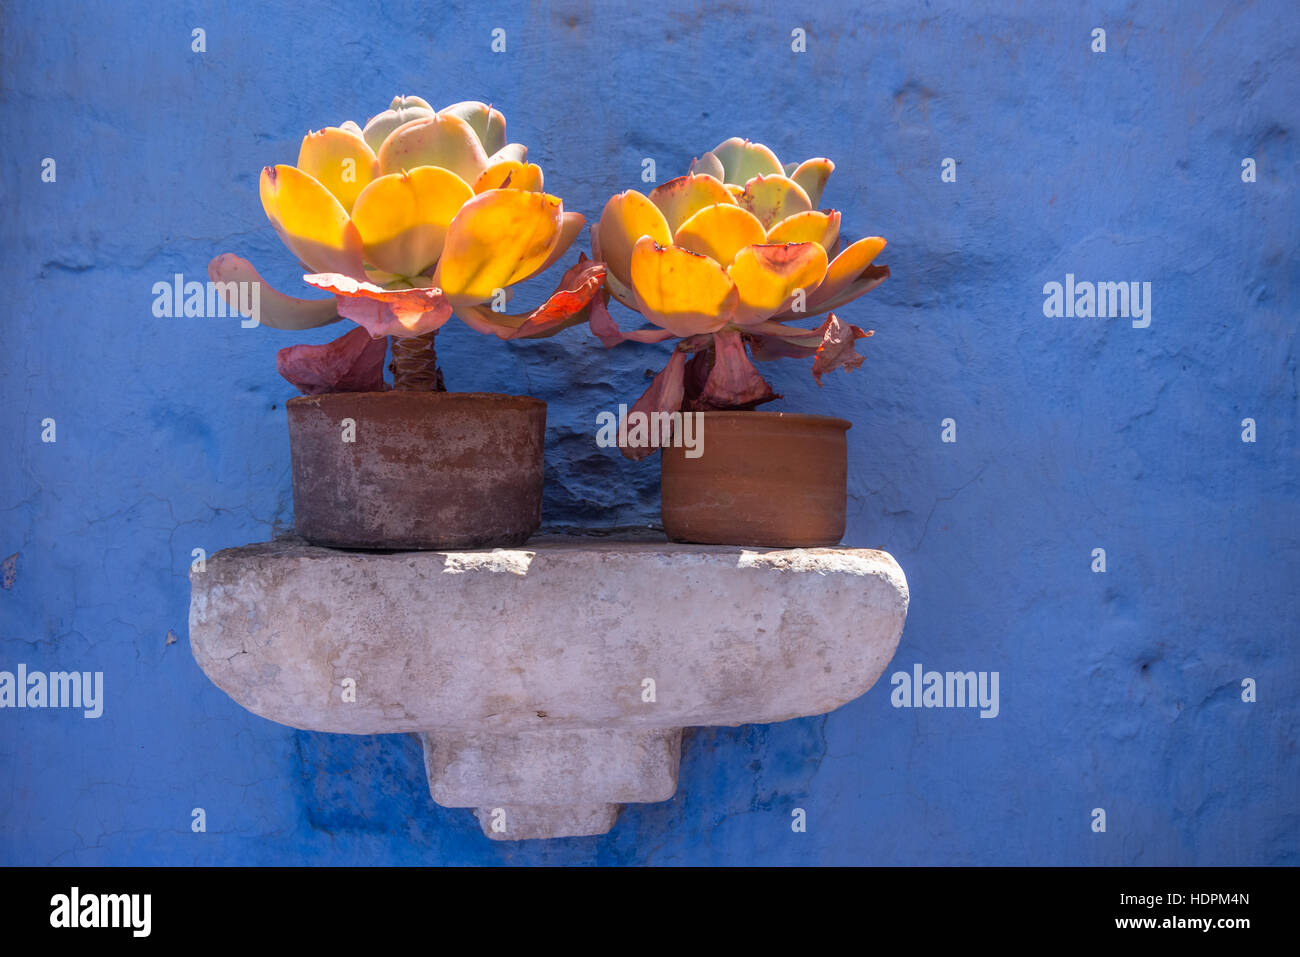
xmin=1 ymin=0 xmax=1296 ymax=865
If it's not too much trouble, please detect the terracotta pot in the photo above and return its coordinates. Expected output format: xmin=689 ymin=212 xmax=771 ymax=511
xmin=286 ymin=392 xmax=545 ymax=550
xmin=660 ymin=411 xmax=850 ymax=547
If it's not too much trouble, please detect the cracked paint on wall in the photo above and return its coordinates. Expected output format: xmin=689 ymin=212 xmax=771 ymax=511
xmin=1 ymin=0 xmax=1297 ymax=864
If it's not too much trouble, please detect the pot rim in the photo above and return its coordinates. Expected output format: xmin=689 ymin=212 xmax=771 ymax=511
xmin=684 ymin=409 xmax=852 ymax=430
xmin=286 ymin=391 xmax=545 ymax=410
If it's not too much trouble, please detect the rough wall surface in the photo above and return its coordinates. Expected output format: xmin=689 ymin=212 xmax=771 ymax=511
xmin=1 ymin=0 xmax=1296 ymax=864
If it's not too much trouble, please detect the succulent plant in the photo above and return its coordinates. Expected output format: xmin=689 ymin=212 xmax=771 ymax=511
xmin=590 ymin=136 xmax=889 ymax=457
xmin=210 ymin=96 xmax=603 ymax=393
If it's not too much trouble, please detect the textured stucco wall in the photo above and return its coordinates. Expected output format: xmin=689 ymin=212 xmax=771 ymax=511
xmin=1 ymin=0 xmax=1296 ymax=864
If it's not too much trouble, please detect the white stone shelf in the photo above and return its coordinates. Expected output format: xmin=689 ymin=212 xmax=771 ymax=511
xmin=189 ymin=536 xmax=908 ymax=840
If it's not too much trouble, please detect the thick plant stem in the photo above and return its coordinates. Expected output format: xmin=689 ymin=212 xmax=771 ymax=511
xmin=389 ymin=332 xmax=446 ymax=392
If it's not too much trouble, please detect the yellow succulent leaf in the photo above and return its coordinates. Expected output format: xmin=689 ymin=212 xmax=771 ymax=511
xmin=629 ymin=235 xmax=737 ymax=337
xmin=789 ymin=158 xmax=835 ymax=208
xmin=709 ymin=137 xmax=784 ymax=185
xmin=738 ymin=174 xmax=813 ymax=230
xmin=689 ymin=151 xmax=725 ymax=181
xmin=349 ymin=166 xmax=475 ymax=278
xmin=520 ymin=210 xmax=586 ymax=282
xmin=727 ymin=242 xmax=828 ymax=325
xmin=435 ymin=189 xmax=564 ymax=304
xmin=376 ymin=113 xmax=489 ymax=186
xmin=488 ymin=143 xmax=528 ymax=166
xmin=361 ymin=95 xmax=435 ymax=153
xmin=472 ymin=160 xmax=544 ymax=193
xmin=259 ymin=164 xmax=364 ymax=276
xmin=673 ymin=203 xmax=767 ymax=268
xmin=647 ymin=173 xmax=736 ymax=233
xmin=765 ymin=209 xmax=841 ymax=254
xmin=810 ymin=236 xmax=887 ymax=306
xmin=296 ymin=127 xmax=378 ymax=213
xmin=590 ymin=217 xmax=639 ymax=310
xmin=593 ymin=190 xmax=672 ymax=289
xmin=439 ymin=101 xmax=507 ymax=156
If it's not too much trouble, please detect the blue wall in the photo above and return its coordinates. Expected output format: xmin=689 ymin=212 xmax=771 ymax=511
xmin=2 ymin=0 xmax=1296 ymax=865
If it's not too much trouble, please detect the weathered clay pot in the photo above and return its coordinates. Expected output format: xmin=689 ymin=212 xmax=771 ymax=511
xmin=287 ymin=392 xmax=545 ymax=549
xmin=660 ymin=411 xmax=850 ymax=547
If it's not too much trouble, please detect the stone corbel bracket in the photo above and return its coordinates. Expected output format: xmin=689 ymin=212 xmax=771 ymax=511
xmin=189 ymin=538 xmax=908 ymax=840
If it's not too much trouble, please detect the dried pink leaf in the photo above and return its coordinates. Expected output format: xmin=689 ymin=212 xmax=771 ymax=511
xmin=276 ymin=326 xmax=388 ymax=395
xmin=303 ymin=273 xmax=454 ymax=338
xmin=689 ymin=328 xmax=778 ymax=411
xmin=811 ymin=313 xmax=874 ymax=385
xmin=621 ymin=349 xmax=688 ymax=461
xmin=457 ymin=255 xmax=609 ymax=340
